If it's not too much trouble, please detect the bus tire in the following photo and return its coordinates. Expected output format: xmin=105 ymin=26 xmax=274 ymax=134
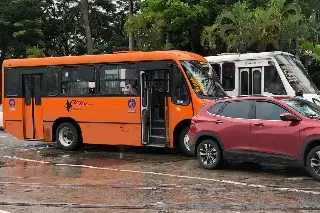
xmin=56 ymin=122 xmax=80 ymax=151
xmin=179 ymin=126 xmax=194 ymax=156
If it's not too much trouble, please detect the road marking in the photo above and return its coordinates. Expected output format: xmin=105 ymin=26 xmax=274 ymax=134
xmin=3 ymin=156 xmax=320 ymax=195
xmin=0 ymin=210 xmax=11 ymax=213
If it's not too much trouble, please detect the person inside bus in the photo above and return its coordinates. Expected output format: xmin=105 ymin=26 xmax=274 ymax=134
xmin=124 ymin=79 xmax=137 ymax=95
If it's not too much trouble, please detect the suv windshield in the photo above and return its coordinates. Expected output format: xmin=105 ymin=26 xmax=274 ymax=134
xmin=284 ymin=99 xmax=320 ymax=119
xmin=275 ymin=54 xmax=320 ymax=94
xmin=180 ymin=60 xmax=227 ymax=98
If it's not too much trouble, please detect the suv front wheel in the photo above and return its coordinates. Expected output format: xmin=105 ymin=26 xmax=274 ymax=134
xmin=306 ymin=146 xmax=320 ymax=181
xmin=196 ymin=139 xmax=222 ymax=170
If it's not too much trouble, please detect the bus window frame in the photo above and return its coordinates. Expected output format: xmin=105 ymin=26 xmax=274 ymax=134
xmin=271 ymin=57 xmax=293 ymax=96
xmin=4 ymin=66 xmax=47 ymax=98
xmin=45 ymin=66 xmax=61 ymax=97
xmin=5 ymin=68 xmax=21 ymax=97
xmin=97 ymin=62 xmax=139 ymax=97
xmin=221 ymin=62 xmax=236 ymax=91
xmin=60 ymin=64 xmax=96 ymax=97
xmin=170 ymin=63 xmax=191 ymax=106
xmin=210 ymin=63 xmax=222 ymax=82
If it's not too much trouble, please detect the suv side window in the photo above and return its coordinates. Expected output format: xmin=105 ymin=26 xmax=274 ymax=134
xmin=220 ymin=100 xmax=252 ymax=119
xmin=207 ymin=102 xmax=225 ymax=115
xmin=255 ymin=101 xmax=288 ymax=120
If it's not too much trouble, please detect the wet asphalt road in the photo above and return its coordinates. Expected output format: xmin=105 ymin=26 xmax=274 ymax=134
xmin=0 ymin=132 xmax=320 ymax=212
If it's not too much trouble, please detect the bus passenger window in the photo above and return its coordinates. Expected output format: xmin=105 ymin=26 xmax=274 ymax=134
xmin=5 ymin=69 xmax=20 ymax=96
xmin=211 ymin=63 xmax=221 ymax=81
xmin=264 ymin=66 xmax=286 ymax=95
xmin=61 ymin=65 xmax=95 ymax=96
xmin=172 ymin=65 xmax=190 ymax=105
xmin=222 ymin=63 xmax=235 ymax=91
xmin=46 ymin=67 xmax=59 ymax=96
xmin=99 ymin=64 xmax=138 ymax=96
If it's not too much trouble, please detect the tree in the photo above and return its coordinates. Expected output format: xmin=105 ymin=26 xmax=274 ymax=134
xmin=81 ymin=0 xmax=93 ymax=54
xmin=201 ymin=0 xmax=305 ymax=54
xmin=202 ymin=2 xmax=254 ymax=53
xmin=128 ymin=0 xmax=134 ymax=50
xmin=125 ymin=0 xmax=217 ymax=53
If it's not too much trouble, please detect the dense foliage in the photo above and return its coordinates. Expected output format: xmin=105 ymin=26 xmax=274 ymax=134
xmin=0 ymin=0 xmax=319 ymax=64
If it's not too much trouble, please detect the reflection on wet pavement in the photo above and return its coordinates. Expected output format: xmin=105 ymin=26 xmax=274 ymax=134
xmin=0 ymin=131 xmax=320 ymax=212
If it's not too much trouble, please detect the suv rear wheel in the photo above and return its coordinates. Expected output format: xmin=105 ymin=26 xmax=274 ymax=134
xmin=306 ymin=146 xmax=320 ymax=181
xmin=197 ymin=139 xmax=222 ymax=170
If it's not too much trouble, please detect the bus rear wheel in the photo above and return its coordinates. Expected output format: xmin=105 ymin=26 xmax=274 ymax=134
xmin=56 ymin=122 xmax=80 ymax=151
xmin=179 ymin=126 xmax=194 ymax=156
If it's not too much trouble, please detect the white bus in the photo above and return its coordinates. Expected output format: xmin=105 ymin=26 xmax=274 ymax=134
xmin=205 ymin=51 xmax=320 ymax=104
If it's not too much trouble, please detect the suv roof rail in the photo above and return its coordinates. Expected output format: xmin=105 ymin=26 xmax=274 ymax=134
xmin=236 ymin=95 xmax=271 ymax=98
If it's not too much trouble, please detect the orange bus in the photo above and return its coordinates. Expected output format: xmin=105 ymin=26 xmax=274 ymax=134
xmin=2 ymin=50 xmax=226 ymax=155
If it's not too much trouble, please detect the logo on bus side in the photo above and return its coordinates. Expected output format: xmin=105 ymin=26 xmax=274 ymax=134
xmin=65 ymin=100 xmax=93 ymax=112
xmin=9 ymin=99 xmax=15 ymax=107
xmin=128 ymin=98 xmax=136 ymax=113
xmin=9 ymin=99 xmax=16 ymax=111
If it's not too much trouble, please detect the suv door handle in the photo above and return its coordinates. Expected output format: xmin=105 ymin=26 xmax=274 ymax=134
xmin=213 ymin=120 xmax=223 ymax=124
xmin=254 ymin=122 xmax=264 ymax=127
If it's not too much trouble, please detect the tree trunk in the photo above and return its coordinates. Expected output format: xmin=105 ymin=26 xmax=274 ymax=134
xmin=128 ymin=0 xmax=134 ymax=50
xmin=81 ymin=0 xmax=93 ymax=54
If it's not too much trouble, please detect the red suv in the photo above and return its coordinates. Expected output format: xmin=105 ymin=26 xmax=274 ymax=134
xmin=187 ymin=96 xmax=320 ymax=180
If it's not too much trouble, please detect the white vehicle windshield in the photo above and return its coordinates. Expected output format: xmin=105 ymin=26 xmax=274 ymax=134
xmin=275 ymin=54 xmax=320 ymax=94
xmin=180 ymin=60 xmax=227 ymax=98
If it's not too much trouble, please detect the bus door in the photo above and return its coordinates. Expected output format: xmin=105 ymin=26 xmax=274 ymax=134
xmin=23 ymin=74 xmax=44 ymax=140
xmin=239 ymin=67 xmax=262 ymax=95
xmin=139 ymin=61 xmax=171 ymax=147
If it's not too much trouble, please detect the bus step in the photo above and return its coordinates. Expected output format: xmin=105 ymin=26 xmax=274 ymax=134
xmin=151 ymin=127 xmax=165 ymax=136
xmin=149 ymin=135 xmax=166 ymax=146
xmin=152 ymin=119 xmax=165 ymax=128
xmin=145 ymin=144 xmax=166 ymax=148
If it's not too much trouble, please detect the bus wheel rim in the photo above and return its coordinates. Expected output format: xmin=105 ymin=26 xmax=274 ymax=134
xmin=59 ymin=127 xmax=74 ymax=147
xmin=184 ymin=134 xmax=190 ymax=151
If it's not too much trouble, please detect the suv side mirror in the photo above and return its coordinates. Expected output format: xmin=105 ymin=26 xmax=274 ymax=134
xmin=280 ymin=113 xmax=301 ymax=122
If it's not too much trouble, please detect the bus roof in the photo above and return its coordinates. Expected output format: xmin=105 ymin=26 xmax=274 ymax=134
xmin=3 ymin=50 xmax=206 ymax=68
xmin=205 ymin=51 xmax=293 ymax=63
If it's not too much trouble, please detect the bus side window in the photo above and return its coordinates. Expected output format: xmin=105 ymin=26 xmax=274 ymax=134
xmin=264 ymin=66 xmax=286 ymax=95
xmin=46 ymin=67 xmax=59 ymax=96
xmin=211 ymin=63 xmax=221 ymax=81
xmin=171 ymin=65 xmax=190 ymax=105
xmin=5 ymin=69 xmax=20 ymax=96
xmin=222 ymin=62 xmax=235 ymax=91
xmin=99 ymin=63 xmax=138 ymax=96
xmin=61 ymin=65 xmax=95 ymax=96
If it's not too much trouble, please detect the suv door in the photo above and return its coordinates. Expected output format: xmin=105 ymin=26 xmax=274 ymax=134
xmin=250 ymin=100 xmax=301 ymax=161
xmin=211 ymin=100 xmax=254 ymax=158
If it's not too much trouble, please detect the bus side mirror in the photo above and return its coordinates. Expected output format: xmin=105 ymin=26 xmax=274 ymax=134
xmin=280 ymin=113 xmax=301 ymax=122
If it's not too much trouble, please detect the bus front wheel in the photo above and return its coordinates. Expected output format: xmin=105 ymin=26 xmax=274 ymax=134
xmin=179 ymin=126 xmax=194 ymax=156
xmin=56 ymin=122 xmax=80 ymax=151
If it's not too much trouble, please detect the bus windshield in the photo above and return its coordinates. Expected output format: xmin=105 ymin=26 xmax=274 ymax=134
xmin=180 ymin=60 xmax=227 ymax=98
xmin=275 ymin=54 xmax=320 ymax=94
